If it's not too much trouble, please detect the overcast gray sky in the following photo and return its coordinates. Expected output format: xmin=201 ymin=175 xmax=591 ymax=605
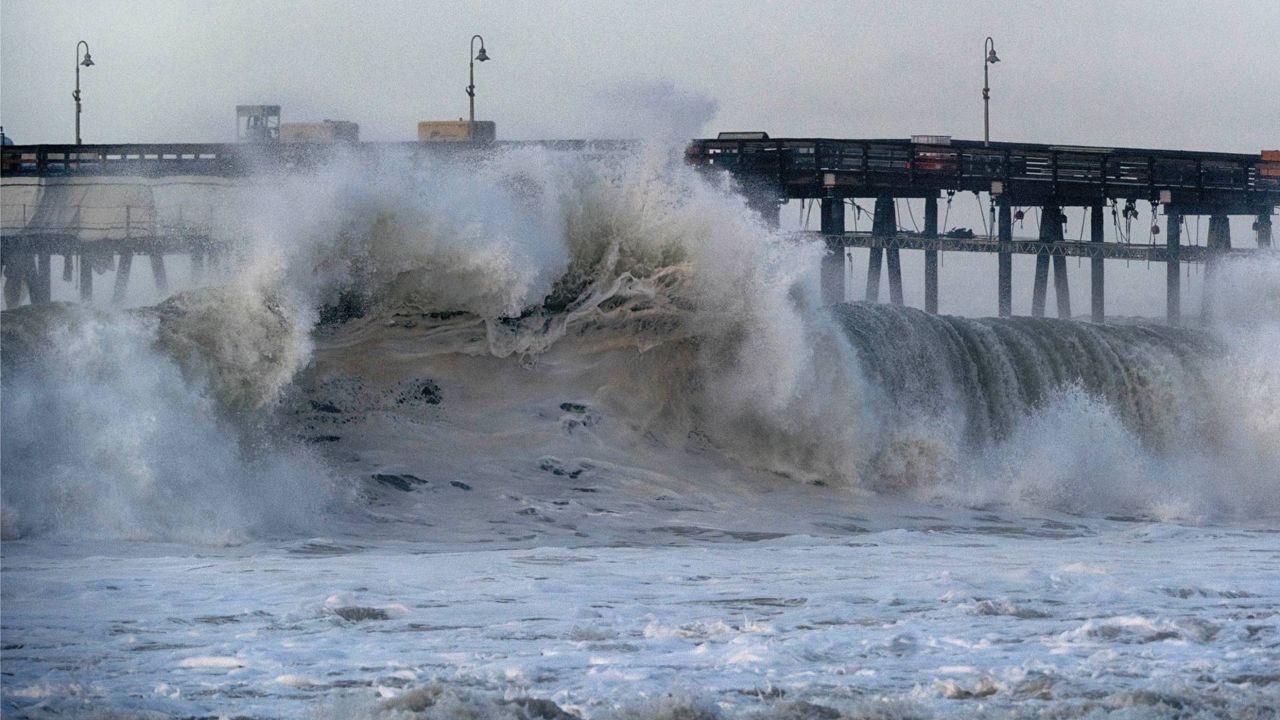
xmin=2 ymin=0 xmax=1278 ymax=150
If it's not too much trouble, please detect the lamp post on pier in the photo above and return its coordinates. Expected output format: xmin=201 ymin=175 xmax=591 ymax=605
xmin=467 ymin=34 xmax=489 ymax=139
xmin=983 ymin=37 xmax=999 ymax=147
xmin=74 ymin=40 xmax=95 ymax=145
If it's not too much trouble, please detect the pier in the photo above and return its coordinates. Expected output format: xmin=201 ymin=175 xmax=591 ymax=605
xmin=0 ymin=140 xmax=621 ymax=307
xmin=2 ymin=137 xmax=1276 ymax=323
xmin=687 ymin=136 xmax=1277 ymax=323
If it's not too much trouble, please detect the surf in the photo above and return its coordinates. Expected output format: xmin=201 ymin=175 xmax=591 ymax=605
xmin=2 ymin=145 xmax=1277 ymax=544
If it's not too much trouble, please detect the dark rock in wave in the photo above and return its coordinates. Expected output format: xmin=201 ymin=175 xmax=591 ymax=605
xmin=372 ymin=473 xmax=427 ymax=492
xmin=397 ymin=378 xmax=442 ymax=406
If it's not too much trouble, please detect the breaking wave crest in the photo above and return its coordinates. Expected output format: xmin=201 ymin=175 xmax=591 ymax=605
xmin=837 ymin=303 xmax=1278 ymax=518
xmin=2 ymin=145 xmax=1277 ymax=542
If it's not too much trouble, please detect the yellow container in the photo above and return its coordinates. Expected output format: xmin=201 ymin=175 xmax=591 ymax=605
xmin=418 ymin=121 xmax=496 ymax=143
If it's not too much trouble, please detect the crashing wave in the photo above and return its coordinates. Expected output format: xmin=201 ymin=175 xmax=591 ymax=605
xmin=2 ymin=145 xmax=1277 ymax=543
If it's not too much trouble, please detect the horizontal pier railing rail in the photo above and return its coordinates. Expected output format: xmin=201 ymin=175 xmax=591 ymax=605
xmin=0 ymin=140 xmax=635 ymax=178
xmin=3 ymin=144 xmax=262 ymax=177
xmin=687 ymin=138 xmax=1280 ymax=211
xmin=817 ymin=231 xmax=1268 ymax=263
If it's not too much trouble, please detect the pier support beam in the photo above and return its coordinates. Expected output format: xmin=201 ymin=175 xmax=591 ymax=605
xmin=867 ymin=197 xmax=896 ymax=303
xmin=2 ymin=273 xmax=17 ymax=309
xmin=1051 ymin=214 xmax=1071 ymax=319
xmin=924 ymin=196 xmax=939 ymax=313
xmin=113 ymin=251 xmax=134 ymax=304
xmin=819 ymin=198 xmax=846 ymax=305
xmin=79 ymin=251 xmax=94 ymax=302
xmin=32 ymin=253 xmax=53 ymax=304
xmin=1203 ymin=213 xmax=1231 ymax=320
xmin=150 ymin=253 xmax=169 ymax=294
xmin=62 ymin=254 xmax=74 ymax=282
xmin=1031 ymin=205 xmax=1070 ymax=319
xmin=886 ymin=243 xmax=904 ymax=306
xmin=1031 ymin=210 xmax=1052 ymax=318
xmin=4 ymin=254 xmax=33 ymax=308
xmin=1259 ymin=212 xmax=1273 ymax=249
xmin=1166 ymin=211 xmax=1181 ymax=325
xmin=998 ymin=198 xmax=1012 ymax=317
xmin=1090 ymin=203 xmax=1105 ymax=324
xmin=885 ymin=200 xmax=903 ymax=305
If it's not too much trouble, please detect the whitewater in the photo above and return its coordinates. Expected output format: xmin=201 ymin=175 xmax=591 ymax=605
xmin=2 ymin=145 xmax=1278 ymax=719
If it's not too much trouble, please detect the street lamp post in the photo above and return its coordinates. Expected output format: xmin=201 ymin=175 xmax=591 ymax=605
xmin=983 ymin=37 xmax=999 ymax=147
xmin=74 ymin=40 xmax=95 ymax=145
xmin=467 ymin=34 xmax=489 ymax=139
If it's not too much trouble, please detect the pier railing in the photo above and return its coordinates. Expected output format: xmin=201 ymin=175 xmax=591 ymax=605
xmin=821 ymin=231 xmax=1263 ymax=263
xmin=0 ymin=140 xmax=635 ymax=178
xmin=687 ymin=138 xmax=1280 ymax=210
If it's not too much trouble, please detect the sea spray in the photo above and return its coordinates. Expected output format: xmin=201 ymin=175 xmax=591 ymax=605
xmin=3 ymin=145 xmax=1277 ymax=545
xmin=0 ymin=301 xmax=333 ymax=542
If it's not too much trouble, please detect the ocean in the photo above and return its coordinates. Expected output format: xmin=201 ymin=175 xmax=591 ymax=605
xmin=2 ymin=145 xmax=1277 ymax=718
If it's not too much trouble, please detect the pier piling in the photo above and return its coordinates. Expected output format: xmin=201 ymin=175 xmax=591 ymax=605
xmin=886 ymin=244 xmax=904 ymax=306
xmin=924 ymin=196 xmax=939 ymax=313
xmin=150 ymin=253 xmax=168 ymax=293
xmin=1052 ymin=257 xmax=1072 ymax=318
xmin=819 ymin=197 xmax=846 ymax=304
xmin=79 ymin=251 xmax=94 ymax=301
xmin=998 ymin=199 xmax=1012 ymax=317
xmin=1203 ymin=213 xmax=1232 ymax=320
xmin=866 ymin=197 xmax=895 ymax=303
xmin=4 ymin=254 xmax=33 ymax=308
xmin=1090 ymin=204 xmax=1105 ymax=323
xmin=1030 ymin=205 xmax=1070 ymax=318
xmin=1166 ymin=211 xmax=1181 ymax=324
xmin=1031 ymin=209 xmax=1052 ymax=317
xmin=113 ymin=251 xmax=133 ymax=304
xmin=32 ymin=253 xmax=52 ymax=304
